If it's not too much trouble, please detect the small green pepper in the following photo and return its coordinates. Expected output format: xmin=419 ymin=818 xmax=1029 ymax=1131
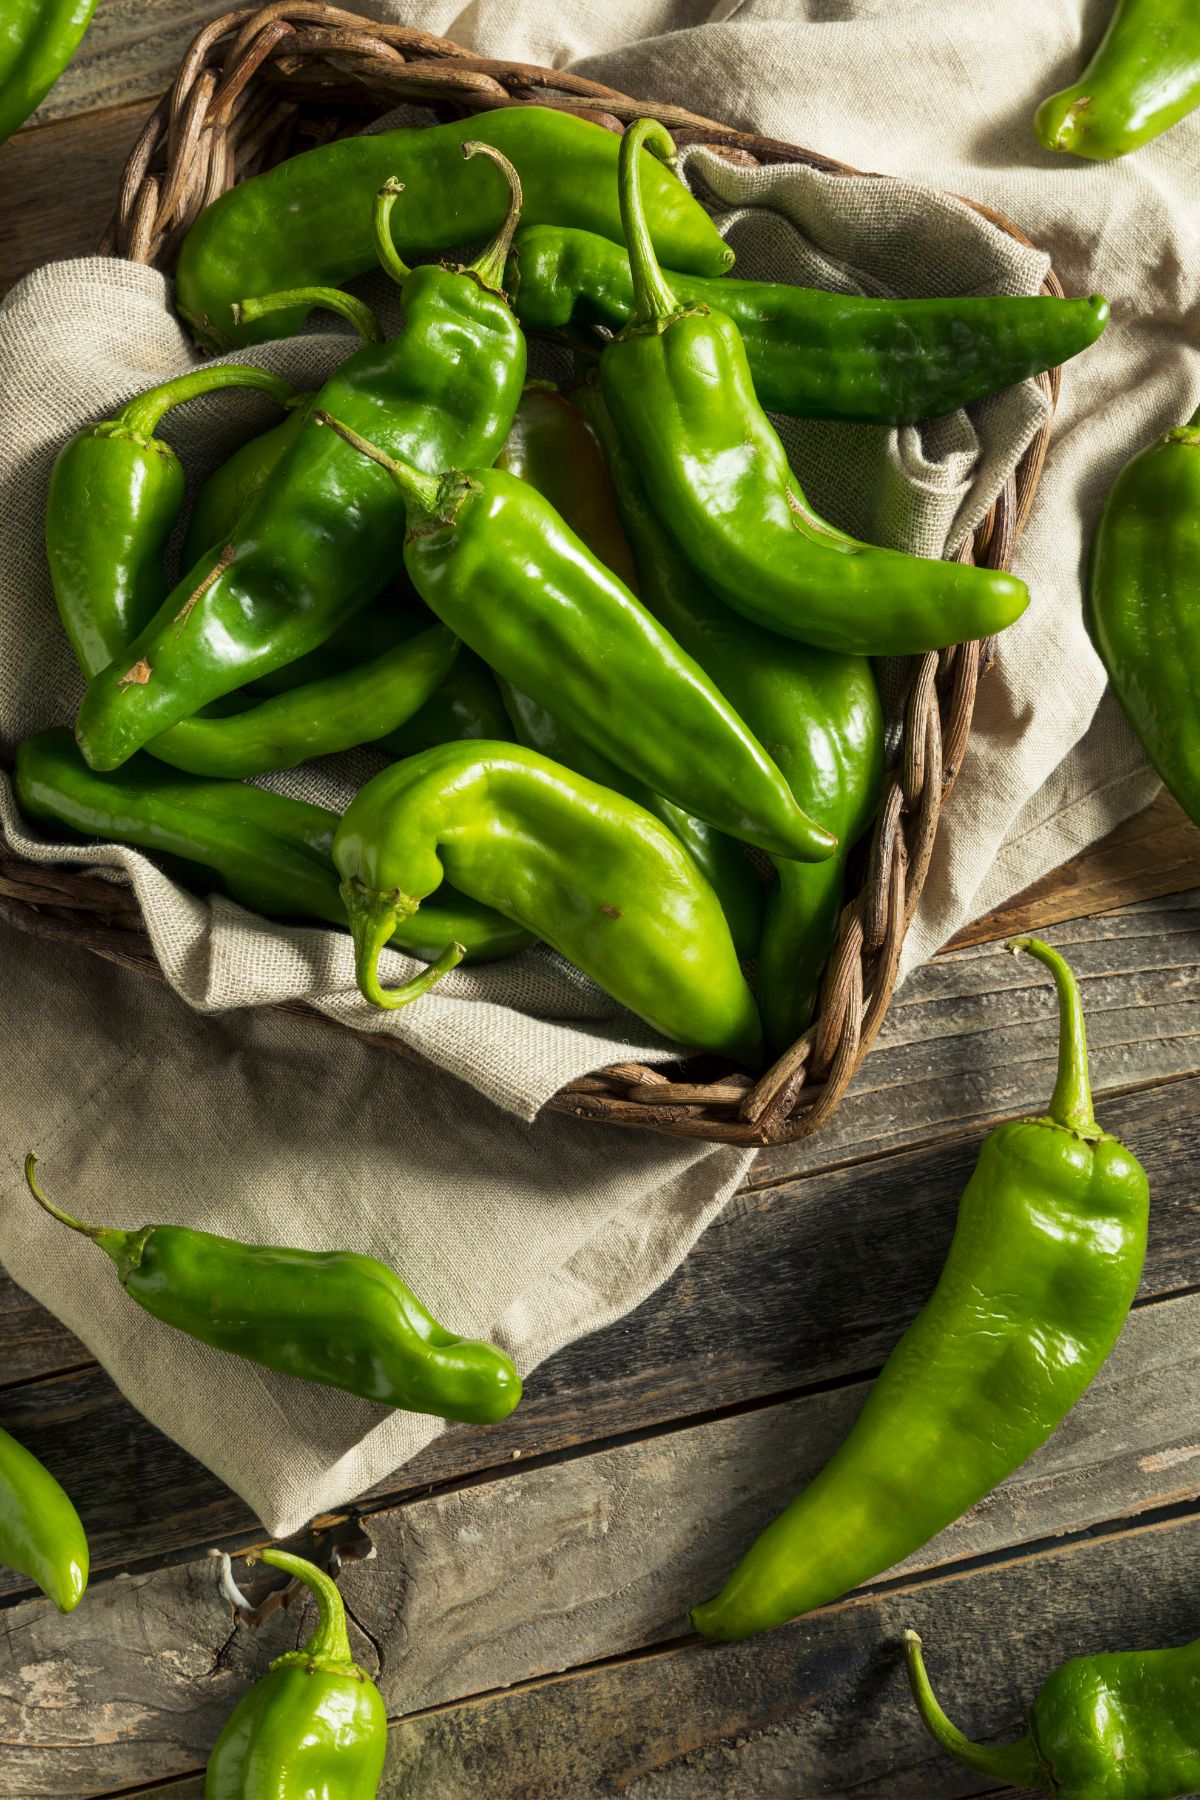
xmin=0 ymin=1425 xmax=88 ymax=1612
xmin=183 ymin=402 xmax=310 ymax=570
xmin=332 ymin=739 xmax=764 ymax=1065
xmin=510 ymin=225 xmax=1109 ymax=424
xmin=690 ymin=937 xmax=1149 ymax=1641
xmin=46 ymin=364 xmax=299 ymax=681
xmin=1034 ymin=0 xmax=1200 ymax=159
xmin=318 ymin=414 xmax=838 ymax=865
xmin=26 ymin=1155 xmax=522 ymax=1424
xmin=0 ymin=0 xmax=96 ymax=145
xmin=176 ymin=105 xmax=732 ymax=351
xmin=599 ymin=120 xmax=1030 ymax=655
xmin=205 ymin=1547 xmax=387 ymax=1798
xmin=906 ymin=1627 xmax=1200 ymax=1799
xmin=1089 ymin=404 xmax=1200 ymax=828
xmin=15 ymin=727 xmax=532 ymax=965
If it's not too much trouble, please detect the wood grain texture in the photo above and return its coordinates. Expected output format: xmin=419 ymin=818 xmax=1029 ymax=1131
xmin=0 ymin=101 xmax=148 ymax=297
xmin=24 ymin=0 xmax=216 ymax=128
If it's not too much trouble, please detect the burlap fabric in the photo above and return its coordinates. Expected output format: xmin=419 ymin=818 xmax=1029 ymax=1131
xmin=1 ymin=0 xmax=1190 ymax=1535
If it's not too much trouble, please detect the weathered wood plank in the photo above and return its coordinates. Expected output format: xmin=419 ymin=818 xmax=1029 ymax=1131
xmin=23 ymin=0 xmax=213 ymax=128
xmin=1 ymin=1062 xmax=1196 ymax=1610
xmin=0 ymin=1270 xmax=80 ymax=1384
xmin=1 ymin=1288 xmax=1197 ymax=1793
xmin=944 ymin=791 xmax=1200 ymax=952
xmin=0 ymin=101 xmax=147 ymax=298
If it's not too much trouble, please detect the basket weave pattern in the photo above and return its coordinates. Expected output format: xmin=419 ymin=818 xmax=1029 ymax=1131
xmin=0 ymin=4 xmax=1061 ymax=1145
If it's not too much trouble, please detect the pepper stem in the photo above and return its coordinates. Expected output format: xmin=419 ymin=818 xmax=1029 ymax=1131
xmin=113 ymin=365 xmax=298 ymax=437
xmin=372 ymin=177 xmax=412 ymax=287
xmin=619 ymin=118 xmax=681 ymax=325
xmin=341 ymin=877 xmax=466 ymax=1010
xmin=1005 ymin=937 xmax=1098 ymax=1136
xmin=24 ymin=1153 xmax=132 ymax=1267
xmin=463 ymin=142 xmax=524 ymax=293
xmin=233 ymin=286 xmax=383 ymax=346
xmin=904 ymin=1632 xmax=1048 ymax=1790
xmin=313 ymin=411 xmax=441 ymax=520
xmin=258 ymin=1549 xmax=354 ymax=1669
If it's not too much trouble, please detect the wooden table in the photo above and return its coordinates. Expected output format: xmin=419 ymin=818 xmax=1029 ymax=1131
xmin=4 ymin=16 xmax=1200 ymax=1796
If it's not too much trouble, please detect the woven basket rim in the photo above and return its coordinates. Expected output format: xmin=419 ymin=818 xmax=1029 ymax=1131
xmin=1 ymin=5 xmax=1062 ymax=1146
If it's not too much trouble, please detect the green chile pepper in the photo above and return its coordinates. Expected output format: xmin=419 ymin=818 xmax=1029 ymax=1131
xmin=183 ymin=400 xmax=311 ymax=568
xmin=1089 ymin=405 xmax=1200 ymax=828
xmin=318 ymin=414 xmax=838 ymax=865
xmin=906 ymin=1628 xmax=1200 ymax=1799
xmin=511 ymin=225 xmax=1109 ymax=425
xmin=26 ymin=1156 xmax=521 ymax=1424
xmin=46 ymin=364 xmax=299 ymax=681
xmin=332 ymin=740 xmax=764 ymax=1065
xmin=691 ymin=937 xmax=1149 ymax=1641
xmin=15 ymin=728 xmax=532 ymax=965
xmin=0 ymin=0 xmax=96 ymax=145
xmin=205 ymin=1547 xmax=387 ymax=1797
xmin=176 ymin=105 xmax=732 ymax=352
xmin=574 ymin=382 xmax=882 ymax=1048
xmin=0 ymin=1425 xmax=88 ymax=1612
xmin=600 ymin=120 xmax=1030 ymax=655
xmin=1035 ymin=0 xmax=1200 ymax=159
xmin=75 ymin=147 xmax=528 ymax=773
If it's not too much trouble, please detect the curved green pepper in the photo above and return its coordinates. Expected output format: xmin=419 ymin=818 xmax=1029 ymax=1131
xmin=15 ymin=727 xmax=532 ymax=965
xmin=0 ymin=0 xmax=96 ymax=145
xmin=599 ymin=120 xmax=1029 ymax=655
xmin=0 ymin=1425 xmax=88 ymax=1612
xmin=906 ymin=1627 xmax=1200 ymax=1799
xmin=1089 ymin=405 xmax=1200 ymax=827
xmin=1035 ymin=0 xmax=1200 ymax=159
xmin=183 ymin=402 xmax=311 ymax=571
xmin=691 ymin=937 xmax=1149 ymax=1641
xmin=574 ymin=382 xmax=882 ymax=1048
xmin=205 ymin=1547 xmax=387 ymax=1797
xmin=318 ymin=415 xmax=837 ymax=865
xmin=176 ymin=105 xmax=731 ymax=351
xmin=46 ymin=365 xmax=299 ymax=681
xmin=511 ymin=225 xmax=1109 ymax=424
xmin=332 ymin=740 xmax=764 ymax=1065
xmin=75 ymin=148 xmax=528 ymax=773
xmin=26 ymin=1156 xmax=521 ymax=1423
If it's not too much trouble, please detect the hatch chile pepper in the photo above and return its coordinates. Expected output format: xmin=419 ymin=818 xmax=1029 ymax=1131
xmin=318 ymin=412 xmax=837 ymax=864
xmin=691 ymin=937 xmax=1149 ymax=1641
xmin=511 ymin=225 xmax=1110 ymax=425
xmin=176 ymin=105 xmax=732 ymax=351
xmin=75 ymin=146 xmax=528 ymax=772
xmin=16 ymin=728 xmax=532 ymax=964
xmin=333 ymin=740 xmax=764 ymax=1064
xmin=1089 ymin=404 xmax=1200 ymax=829
xmin=0 ymin=1426 xmax=88 ymax=1613
xmin=575 ymin=381 xmax=883 ymax=1047
xmin=205 ymin=1547 xmax=387 ymax=1797
xmin=46 ymin=364 xmax=299 ymax=682
xmin=0 ymin=0 xmax=96 ymax=146
xmin=26 ymin=1155 xmax=521 ymax=1423
xmin=600 ymin=120 xmax=1030 ymax=655
xmin=906 ymin=1627 xmax=1200 ymax=1799
xmin=1035 ymin=0 xmax=1200 ymax=159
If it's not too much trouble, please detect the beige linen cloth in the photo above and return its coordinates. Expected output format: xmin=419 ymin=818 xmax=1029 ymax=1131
xmin=1 ymin=0 xmax=1195 ymax=1536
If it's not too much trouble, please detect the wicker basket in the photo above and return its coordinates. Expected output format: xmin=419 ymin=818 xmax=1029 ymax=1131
xmin=0 ymin=3 xmax=1061 ymax=1146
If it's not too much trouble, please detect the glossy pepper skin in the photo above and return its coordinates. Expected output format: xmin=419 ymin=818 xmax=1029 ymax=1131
xmin=1035 ymin=0 xmax=1200 ymax=159
xmin=600 ymin=120 xmax=1030 ymax=656
xmin=75 ymin=147 xmax=528 ymax=772
xmin=16 ymin=728 xmax=532 ymax=965
xmin=0 ymin=1426 xmax=88 ymax=1613
xmin=333 ymin=740 xmax=764 ymax=1065
xmin=46 ymin=365 xmax=298 ymax=681
xmin=320 ymin=415 xmax=837 ymax=865
xmin=26 ymin=1156 xmax=521 ymax=1424
xmin=691 ymin=938 xmax=1149 ymax=1641
xmin=0 ymin=0 xmax=95 ymax=145
xmin=511 ymin=225 xmax=1110 ymax=425
xmin=177 ymin=105 xmax=731 ymax=351
xmin=183 ymin=401 xmax=311 ymax=569
xmin=575 ymin=382 xmax=882 ymax=1048
xmin=1089 ymin=406 xmax=1200 ymax=827
xmin=205 ymin=1548 xmax=387 ymax=1798
xmin=906 ymin=1628 xmax=1200 ymax=1799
